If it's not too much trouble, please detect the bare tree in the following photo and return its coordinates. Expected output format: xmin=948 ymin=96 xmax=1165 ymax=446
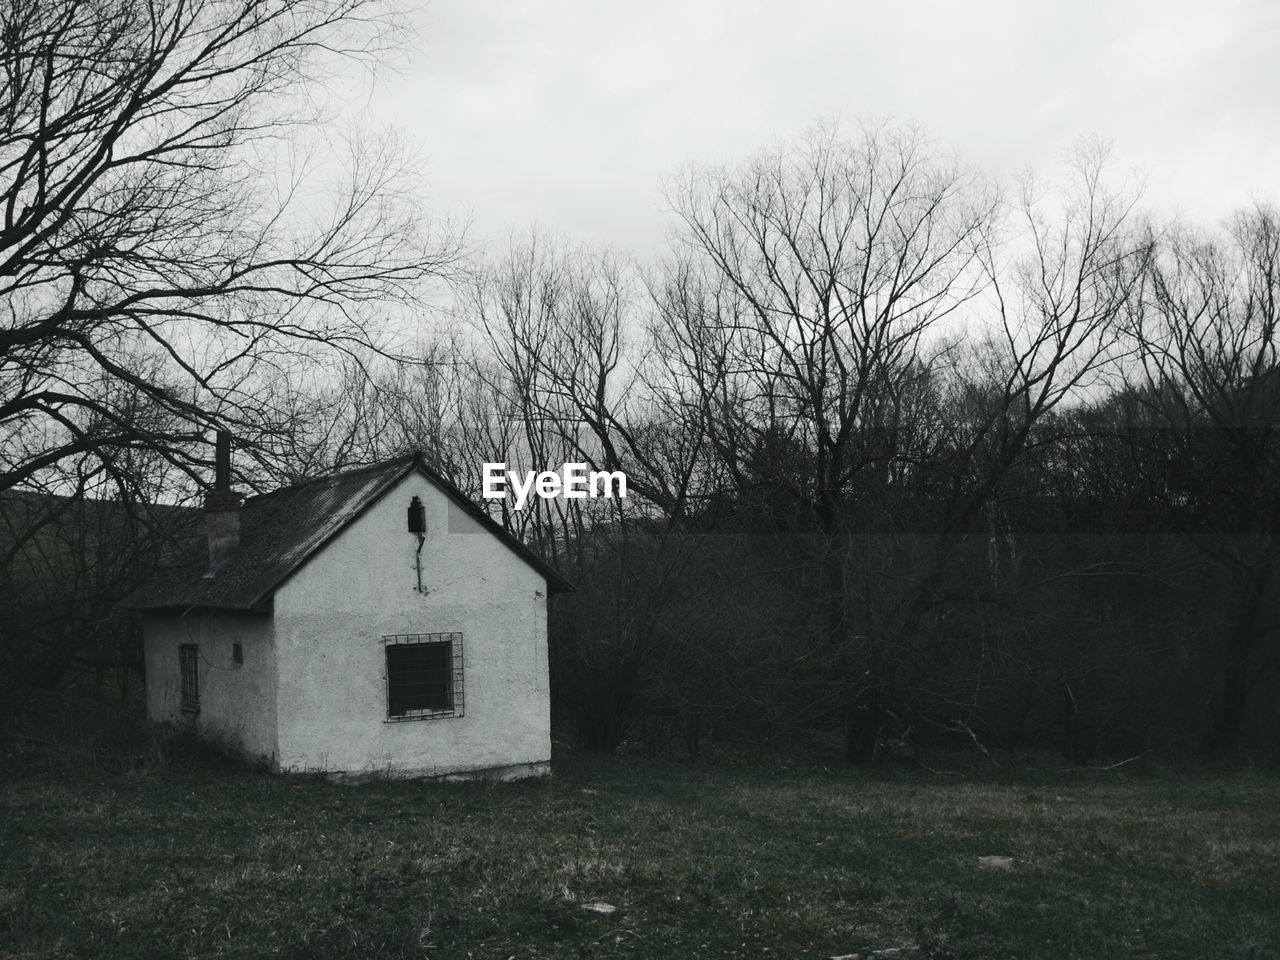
xmin=941 ymin=143 xmax=1149 ymax=532
xmin=0 ymin=430 xmax=198 ymax=727
xmin=1128 ymin=204 xmax=1280 ymax=758
xmin=658 ymin=123 xmax=997 ymax=758
xmin=850 ymin=144 xmax=1151 ymax=761
xmin=0 ymin=0 xmax=461 ymax=492
xmin=466 ymin=233 xmax=709 ymax=751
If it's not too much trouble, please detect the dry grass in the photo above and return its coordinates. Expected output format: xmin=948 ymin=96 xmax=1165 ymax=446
xmin=1 ymin=744 xmax=1277 ymax=959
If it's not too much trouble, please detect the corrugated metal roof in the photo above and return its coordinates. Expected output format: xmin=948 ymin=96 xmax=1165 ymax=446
xmin=121 ymin=453 xmax=572 ymax=612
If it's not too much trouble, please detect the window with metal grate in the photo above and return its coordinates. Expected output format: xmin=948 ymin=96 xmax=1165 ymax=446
xmin=383 ymin=633 xmax=464 ymax=721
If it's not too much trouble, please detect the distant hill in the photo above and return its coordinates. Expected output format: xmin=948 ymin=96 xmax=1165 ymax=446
xmin=0 ymin=490 xmax=203 ymax=702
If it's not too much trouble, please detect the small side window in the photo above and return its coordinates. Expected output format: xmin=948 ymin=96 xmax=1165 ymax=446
xmin=179 ymin=644 xmax=200 ymax=713
xmin=232 ymin=642 xmax=244 ymax=665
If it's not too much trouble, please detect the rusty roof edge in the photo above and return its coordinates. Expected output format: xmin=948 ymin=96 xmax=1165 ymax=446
xmin=239 ymin=457 xmax=403 ymax=506
xmin=128 ymin=595 xmax=275 ymax=615
xmin=121 ymin=453 xmax=573 ymax=612
xmin=239 ymin=455 xmax=421 ymax=609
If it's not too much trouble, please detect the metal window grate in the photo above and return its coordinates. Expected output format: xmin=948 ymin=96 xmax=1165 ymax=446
xmin=383 ymin=633 xmax=463 ymax=721
xmin=179 ymin=644 xmax=200 ymax=712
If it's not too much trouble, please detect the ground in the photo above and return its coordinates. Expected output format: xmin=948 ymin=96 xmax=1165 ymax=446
xmin=1 ymin=742 xmax=1277 ymax=959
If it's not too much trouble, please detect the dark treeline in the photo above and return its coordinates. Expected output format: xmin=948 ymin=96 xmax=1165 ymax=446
xmin=368 ymin=129 xmax=1279 ymax=765
xmin=444 ymin=128 xmax=1279 ymax=766
xmin=1 ymin=7 xmax=1276 ymax=767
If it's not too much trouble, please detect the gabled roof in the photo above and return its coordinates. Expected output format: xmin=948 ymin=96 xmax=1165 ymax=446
xmin=121 ymin=453 xmax=572 ymax=612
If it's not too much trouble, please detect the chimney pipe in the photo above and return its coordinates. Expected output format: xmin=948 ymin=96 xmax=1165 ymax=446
xmin=215 ymin=430 xmax=231 ymax=491
xmin=205 ymin=430 xmax=242 ymax=568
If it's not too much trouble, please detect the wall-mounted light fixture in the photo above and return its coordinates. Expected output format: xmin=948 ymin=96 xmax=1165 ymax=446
xmin=408 ymin=496 xmax=427 ymax=594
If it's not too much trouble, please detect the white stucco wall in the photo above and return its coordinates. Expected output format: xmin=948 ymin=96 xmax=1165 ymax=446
xmin=143 ymin=610 xmax=278 ymax=765
xmin=269 ymin=472 xmax=551 ymax=777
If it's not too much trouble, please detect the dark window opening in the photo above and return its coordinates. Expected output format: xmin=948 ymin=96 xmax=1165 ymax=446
xmin=179 ymin=644 xmax=200 ymax=713
xmin=407 ymin=495 xmax=426 ymax=534
xmin=232 ymin=642 xmax=243 ymax=665
xmin=383 ymin=633 xmax=464 ymax=721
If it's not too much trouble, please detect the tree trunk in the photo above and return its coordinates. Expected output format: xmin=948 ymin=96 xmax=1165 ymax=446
xmin=817 ymin=495 xmax=873 ymax=764
xmin=844 ymin=684 xmax=883 ymax=764
xmin=1204 ymin=561 xmax=1271 ymax=759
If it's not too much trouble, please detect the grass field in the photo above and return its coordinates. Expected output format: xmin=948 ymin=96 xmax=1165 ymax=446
xmin=1 ymin=743 xmax=1278 ymax=960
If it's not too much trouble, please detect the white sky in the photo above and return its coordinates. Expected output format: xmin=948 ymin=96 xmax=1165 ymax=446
xmin=355 ymin=0 xmax=1279 ymax=254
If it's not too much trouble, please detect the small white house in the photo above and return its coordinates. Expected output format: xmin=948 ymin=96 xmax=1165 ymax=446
xmin=123 ymin=445 xmax=571 ymax=780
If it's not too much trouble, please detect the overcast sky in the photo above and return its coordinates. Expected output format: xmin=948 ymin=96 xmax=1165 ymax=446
xmin=359 ymin=0 xmax=1278 ymax=253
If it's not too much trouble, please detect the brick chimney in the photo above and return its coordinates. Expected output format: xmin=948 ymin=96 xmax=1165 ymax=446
xmin=205 ymin=430 xmax=243 ymax=568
